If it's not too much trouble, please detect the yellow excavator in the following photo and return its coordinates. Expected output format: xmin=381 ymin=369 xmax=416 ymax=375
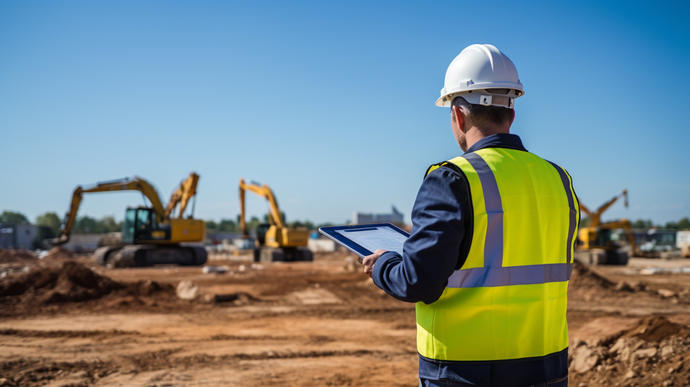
xmin=52 ymin=173 xmax=207 ymax=267
xmin=576 ymin=189 xmax=636 ymax=265
xmin=239 ymin=178 xmax=312 ymax=262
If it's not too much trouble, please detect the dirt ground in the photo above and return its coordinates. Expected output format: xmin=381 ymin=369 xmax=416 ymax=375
xmin=0 ymin=249 xmax=688 ymax=386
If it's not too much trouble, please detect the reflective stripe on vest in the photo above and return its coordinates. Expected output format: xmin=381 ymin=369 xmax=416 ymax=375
xmin=416 ymin=148 xmax=579 ymax=361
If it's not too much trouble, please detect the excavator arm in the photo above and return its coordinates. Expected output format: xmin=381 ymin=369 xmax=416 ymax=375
xmin=165 ymin=172 xmax=200 ymax=219
xmin=239 ymin=178 xmax=284 ymax=236
xmin=52 ymin=177 xmax=166 ymax=245
xmin=579 ymin=203 xmax=594 ymax=220
xmin=588 ymin=189 xmax=628 ymax=227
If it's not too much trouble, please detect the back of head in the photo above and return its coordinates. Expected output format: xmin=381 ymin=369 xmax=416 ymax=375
xmin=452 ymin=95 xmax=514 ymax=133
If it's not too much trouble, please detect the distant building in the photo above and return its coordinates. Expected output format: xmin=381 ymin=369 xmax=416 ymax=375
xmin=206 ymin=231 xmax=243 ymax=245
xmin=353 ymin=206 xmax=404 ymax=225
xmin=62 ymin=234 xmax=103 ymax=253
xmin=0 ymin=224 xmax=38 ymax=250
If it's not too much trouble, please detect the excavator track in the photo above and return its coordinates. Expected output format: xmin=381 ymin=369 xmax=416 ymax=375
xmin=94 ymin=245 xmax=207 ymax=268
xmin=253 ymin=247 xmax=313 ymax=263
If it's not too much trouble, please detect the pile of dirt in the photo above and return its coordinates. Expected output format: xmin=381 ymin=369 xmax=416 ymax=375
xmin=570 ymin=316 xmax=690 ymax=386
xmin=570 ymin=260 xmax=615 ymax=289
xmin=568 ymin=260 xmax=651 ymax=303
xmin=0 ymin=249 xmax=36 ymax=264
xmin=42 ymin=246 xmax=75 ymax=260
xmin=0 ymin=261 xmax=123 ymax=304
xmin=0 ymin=261 xmax=182 ymax=316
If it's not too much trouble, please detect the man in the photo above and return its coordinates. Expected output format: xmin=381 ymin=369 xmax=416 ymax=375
xmin=362 ymin=44 xmax=578 ymax=386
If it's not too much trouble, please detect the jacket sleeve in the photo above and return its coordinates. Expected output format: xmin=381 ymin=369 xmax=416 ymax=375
xmin=371 ymin=166 xmax=468 ymax=304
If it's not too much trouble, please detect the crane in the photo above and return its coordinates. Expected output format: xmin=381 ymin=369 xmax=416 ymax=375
xmin=53 ymin=173 xmax=207 ymax=267
xmin=239 ymin=178 xmax=312 ymax=262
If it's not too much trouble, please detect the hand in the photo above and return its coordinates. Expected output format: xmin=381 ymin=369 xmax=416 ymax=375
xmin=362 ymin=249 xmax=386 ymax=277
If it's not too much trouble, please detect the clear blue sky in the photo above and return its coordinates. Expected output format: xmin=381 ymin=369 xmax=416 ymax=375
xmin=1 ymin=1 xmax=689 ymax=226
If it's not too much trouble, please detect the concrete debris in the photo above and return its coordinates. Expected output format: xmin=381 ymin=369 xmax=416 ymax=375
xmin=571 ymin=345 xmax=599 ymax=373
xmin=202 ymin=265 xmax=229 ymax=274
xmin=633 ymin=347 xmax=657 ymax=359
xmin=250 ymin=263 xmax=264 ymax=270
xmin=640 ymin=266 xmax=690 ymax=275
xmin=660 ymin=344 xmax=674 ymax=358
xmin=176 ymin=280 xmax=199 ymax=300
xmin=657 ymin=288 xmax=676 ymax=298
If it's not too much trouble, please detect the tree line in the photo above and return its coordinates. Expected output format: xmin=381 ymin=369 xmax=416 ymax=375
xmin=0 ymin=210 xmax=333 ymax=238
xmin=578 ymin=215 xmax=690 ymax=230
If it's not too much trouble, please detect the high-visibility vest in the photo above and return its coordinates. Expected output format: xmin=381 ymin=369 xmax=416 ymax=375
xmin=417 ymin=147 xmax=579 ymax=361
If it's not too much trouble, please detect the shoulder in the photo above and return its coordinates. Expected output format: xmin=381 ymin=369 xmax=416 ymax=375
xmin=543 ymin=157 xmax=574 ymax=179
xmin=420 ymin=160 xmax=470 ymax=199
xmin=424 ymin=157 xmax=468 ymax=180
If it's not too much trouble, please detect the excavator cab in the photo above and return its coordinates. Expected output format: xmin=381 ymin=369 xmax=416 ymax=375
xmin=122 ymin=207 xmax=170 ymax=244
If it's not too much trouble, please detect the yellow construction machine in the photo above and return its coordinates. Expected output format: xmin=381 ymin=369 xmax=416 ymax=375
xmin=239 ymin=178 xmax=312 ymax=262
xmin=576 ymin=189 xmax=636 ymax=265
xmin=52 ymin=173 xmax=207 ymax=267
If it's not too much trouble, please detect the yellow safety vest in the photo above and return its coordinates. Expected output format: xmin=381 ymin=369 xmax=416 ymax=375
xmin=417 ymin=147 xmax=579 ymax=361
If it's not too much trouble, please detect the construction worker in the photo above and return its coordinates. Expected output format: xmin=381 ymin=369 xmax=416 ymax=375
xmin=363 ymin=44 xmax=578 ymax=387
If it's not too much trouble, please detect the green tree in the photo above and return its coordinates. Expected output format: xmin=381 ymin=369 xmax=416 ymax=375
xmin=631 ymin=219 xmax=654 ymax=229
xmin=676 ymin=217 xmax=690 ymax=230
xmin=218 ymin=218 xmax=237 ymax=232
xmin=247 ymin=216 xmax=261 ymax=232
xmin=36 ymin=212 xmax=61 ymax=235
xmin=74 ymin=216 xmax=99 ymax=234
xmin=97 ymin=216 xmax=121 ymax=232
xmin=290 ymin=220 xmax=315 ymax=230
xmin=206 ymin=220 xmax=218 ymax=231
xmin=34 ymin=212 xmax=62 ymax=246
xmin=0 ymin=210 xmax=29 ymax=226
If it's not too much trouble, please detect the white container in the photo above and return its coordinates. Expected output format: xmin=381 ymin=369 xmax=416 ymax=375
xmin=676 ymin=230 xmax=690 ymax=249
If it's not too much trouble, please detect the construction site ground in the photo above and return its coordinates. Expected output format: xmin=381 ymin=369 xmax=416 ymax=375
xmin=0 ymin=250 xmax=689 ymax=386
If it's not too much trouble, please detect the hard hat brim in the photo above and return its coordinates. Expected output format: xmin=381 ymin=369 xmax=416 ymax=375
xmin=436 ymin=84 xmax=524 ymax=108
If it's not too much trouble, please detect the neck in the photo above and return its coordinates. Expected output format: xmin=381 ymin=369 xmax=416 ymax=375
xmin=464 ymin=126 xmax=508 ymax=150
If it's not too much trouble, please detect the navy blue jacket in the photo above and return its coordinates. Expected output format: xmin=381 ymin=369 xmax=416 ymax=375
xmin=371 ymin=134 xmax=568 ymax=386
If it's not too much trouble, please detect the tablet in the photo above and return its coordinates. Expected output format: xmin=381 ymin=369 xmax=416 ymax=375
xmin=319 ymin=223 xmax=409 ymax=260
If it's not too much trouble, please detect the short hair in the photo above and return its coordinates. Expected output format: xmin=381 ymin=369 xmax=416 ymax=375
xmin=452 ymin=96 xmax=514 ymax=130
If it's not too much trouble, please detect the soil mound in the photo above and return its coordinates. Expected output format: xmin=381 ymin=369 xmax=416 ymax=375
xmin=0 ymin=262 xmax=179 ymax=316
xmin=570 ymin=316 xmax=690 ymax=386
xmin=43 ymin=246 xmax=75 ymax=260
xmin=0 ymin=249 xmax=36 ymax=263
xmin=570 ymin=260 xmax=615 ymax=290
xmin=0 ymin=261 xmax=123 ymax=304
xmin=567 ymin=260 xmax=646 ymax=303
xmin=617 ymin=316 xmax=689 ymax=343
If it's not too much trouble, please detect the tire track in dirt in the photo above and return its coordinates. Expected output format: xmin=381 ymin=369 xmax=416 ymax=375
xmin=0 ymin=328 xmax=138 ymax=338
xmin=0 ymin=348 xmax=414 ymax=386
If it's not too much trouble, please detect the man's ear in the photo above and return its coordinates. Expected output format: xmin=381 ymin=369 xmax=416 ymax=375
xmin=452 ymin=105 xmax=466 ymax=132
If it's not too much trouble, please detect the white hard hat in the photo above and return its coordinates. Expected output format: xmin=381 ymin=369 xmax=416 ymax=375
xmin=436 ymin=44 xmax=524 ymax=108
